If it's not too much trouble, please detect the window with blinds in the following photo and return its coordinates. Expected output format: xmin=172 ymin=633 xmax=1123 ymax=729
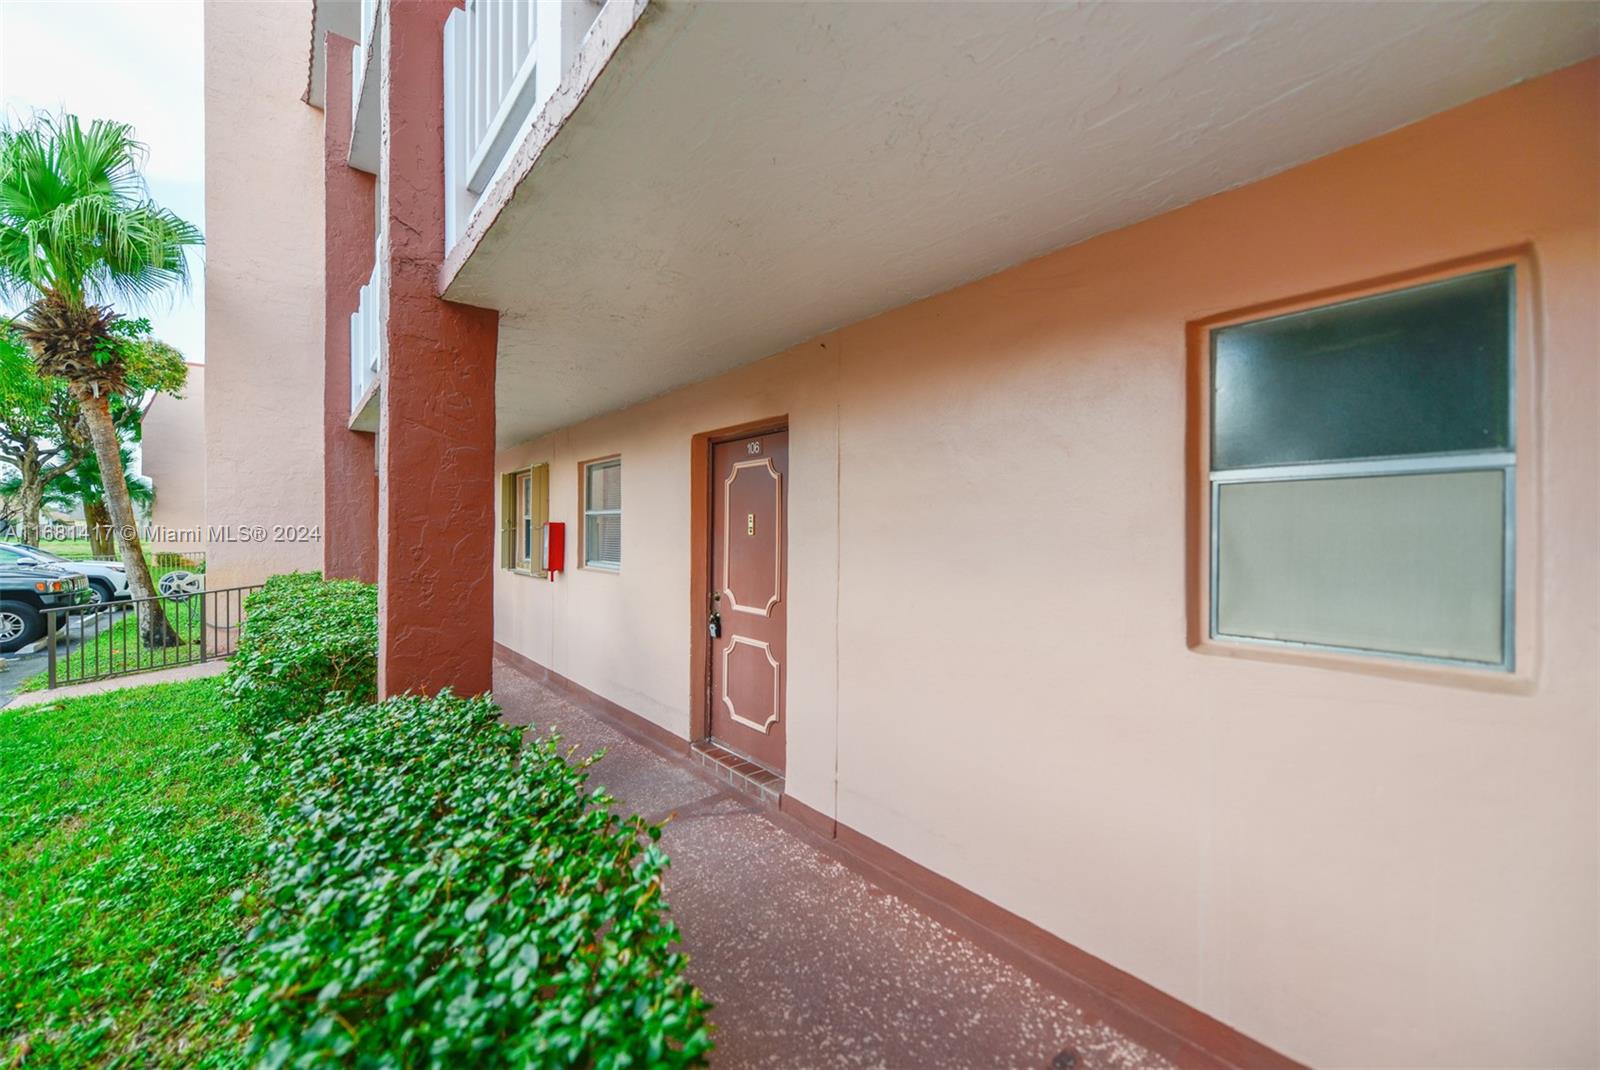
xmin=583 ymin=457 xmax=622 ymax=570
xmin=1208 ymin=267 xmax=1515 ymax=669
xmin=500 ymin=463 xmax=549 ymax=574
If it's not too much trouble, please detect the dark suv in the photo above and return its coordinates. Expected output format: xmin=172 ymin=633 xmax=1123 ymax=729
xmin=1 ymin=560 xmax=92 ymax=653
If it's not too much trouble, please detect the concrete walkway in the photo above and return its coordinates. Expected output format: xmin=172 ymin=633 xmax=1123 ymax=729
xmin=1 ymin=660 xmax=227 ymax=709
xmin=494 ymin=659 xmax=1179 ymax=1070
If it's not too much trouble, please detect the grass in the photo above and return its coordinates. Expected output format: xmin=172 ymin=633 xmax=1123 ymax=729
xmin=24 ymin=537 xmax=98 ymax=559
xmin=0 ymin=677 xmax=259 ymax=1068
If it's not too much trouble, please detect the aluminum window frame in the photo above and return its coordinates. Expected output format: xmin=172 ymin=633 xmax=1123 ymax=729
xmin=516 ymin=470 xmax=535 ymax=571
xmin=1206 ymin=269 xmax=1517 ymax=672
xmin=582 ymin=456 xmax=622 ymax=571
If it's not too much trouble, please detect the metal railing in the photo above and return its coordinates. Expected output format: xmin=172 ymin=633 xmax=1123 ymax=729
xmin=348 ymin=0 xmax=383 ymax=175
xmin=43 ymin=583 xmax=261 ymax=689
xmin=443 ymin=0 xmax=540 ymax=250
xmin=154 ymin=550 xmax=207 ymax=572
xmin=47 ymin=550 xmax=207 ymax=571
xmin=350 ymin=256 xmax=384 ymax=413
xmin=353 ymin=0 xmax=379 ymax=121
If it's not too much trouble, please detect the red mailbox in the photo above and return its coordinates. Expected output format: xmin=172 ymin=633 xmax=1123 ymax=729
xmin=541 ymin=521 xmax=565 ymax=577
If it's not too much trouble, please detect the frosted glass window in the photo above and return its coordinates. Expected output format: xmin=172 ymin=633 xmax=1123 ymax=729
xmin=1207 ymin=267 xmax=1515 ymax=669
xmin=583 ymin=458 xmax=621 ymax=569
xmin=1213 ymin=268 xmax=1512 ymax=469
xmin=1215 ymin=471 xmax=1505 ymax=663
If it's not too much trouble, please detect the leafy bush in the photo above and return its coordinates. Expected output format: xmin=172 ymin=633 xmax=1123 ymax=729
xmin=15 ymin=570 xmax=709 ymax=1066
xmin=225 ymin=572 xmax=378 ymax=735
xmin=237 ymin=691 xmax=712 ymax=1068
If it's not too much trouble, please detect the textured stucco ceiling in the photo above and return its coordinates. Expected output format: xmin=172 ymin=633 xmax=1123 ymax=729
xmin=441 ymin=0 xmax=1600 ymax=447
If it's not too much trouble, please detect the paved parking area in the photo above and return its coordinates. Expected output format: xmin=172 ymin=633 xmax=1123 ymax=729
xmin=0 ymin=649 xmax=49 ymax=705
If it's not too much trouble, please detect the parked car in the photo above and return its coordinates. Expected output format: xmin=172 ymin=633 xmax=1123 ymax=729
xmin=0 ymin=560 xmax=93 ymax=653
xmin=0 ymin=543 xmax=129 ymax=604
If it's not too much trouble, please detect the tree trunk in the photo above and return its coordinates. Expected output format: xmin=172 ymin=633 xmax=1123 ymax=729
xmin=15 ymin=454 xmax=43 ymax=546
xmin=73 ymin=388 xmax=179 ymax=647
xmin=84 ymin=499 xmax=115 ymax=557
xmin=16 ymin=468 xmax=43 ymax=548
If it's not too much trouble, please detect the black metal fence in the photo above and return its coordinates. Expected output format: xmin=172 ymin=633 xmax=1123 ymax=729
xmin=43 ymin=583 xmax=261 ymax=689
xmin=154 ymin=550 xmax=208 ymax=572
xmin=45 ymin=550 xmax=207 ymax=572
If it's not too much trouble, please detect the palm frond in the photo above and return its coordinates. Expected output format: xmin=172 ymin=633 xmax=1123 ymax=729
xmin=0 ymin=113 xmax=201 ymax=311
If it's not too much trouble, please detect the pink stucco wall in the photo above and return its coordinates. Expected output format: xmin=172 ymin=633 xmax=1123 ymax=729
xmin=138 ymin=363 xmax=206 ymax=550
xmin=203 ymin=0 xmax=326 ymax=588
xmin=494 ymin=61 xmax=1599 ymax=1068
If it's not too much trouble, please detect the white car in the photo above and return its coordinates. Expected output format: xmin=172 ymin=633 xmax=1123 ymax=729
xmin=0 ymin=543 xmax=130 ymax=604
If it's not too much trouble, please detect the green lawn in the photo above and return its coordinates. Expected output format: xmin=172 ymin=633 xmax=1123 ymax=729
xmin=26 ymin=537 xmax=98 ymax=559
xmin=0 ymin=678 xmax=260 ymax=1068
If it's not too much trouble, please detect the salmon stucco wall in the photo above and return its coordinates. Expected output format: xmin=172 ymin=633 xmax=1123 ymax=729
xmin=203 ymin=0 xmax=326 ymax=587
xmin=321 ymin=33 xmax=378 ymax=584
xmin=138 ymin=363 xmax=206 ymax=550
xmin=375 ymin=0 xmax=500 ymax=699
xmin=494 ymin=62 xmax=1599 ymax=1069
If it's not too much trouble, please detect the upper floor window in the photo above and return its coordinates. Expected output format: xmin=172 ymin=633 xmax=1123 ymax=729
xmin=583 ymin=457 xmax=622 ymax=570
xmin=1207 ymin=266 xmax=1515 ymax=669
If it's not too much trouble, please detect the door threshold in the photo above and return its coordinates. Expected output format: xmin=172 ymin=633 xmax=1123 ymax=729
xmin=690 ymin=739 xmax=784 ymax=807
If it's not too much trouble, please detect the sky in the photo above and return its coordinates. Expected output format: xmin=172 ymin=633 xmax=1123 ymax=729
xmin=0 ymin=0 xmax=205 ymax=363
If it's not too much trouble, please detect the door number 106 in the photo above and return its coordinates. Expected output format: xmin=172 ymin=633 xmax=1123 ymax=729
xmin=747 ymin=441 xmax=762 ymax=455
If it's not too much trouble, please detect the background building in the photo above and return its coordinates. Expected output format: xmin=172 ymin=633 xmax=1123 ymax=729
xmin=202 ymin=0 xmax=326 ymax=588
xmin=137 ymin=362 xmax=207 ymax=552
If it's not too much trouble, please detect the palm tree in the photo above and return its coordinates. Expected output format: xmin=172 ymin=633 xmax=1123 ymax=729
xmin=33 ymin=445 xmax=154 ymax=557
xmin=0 ymin=115 xmax=201 ymax=646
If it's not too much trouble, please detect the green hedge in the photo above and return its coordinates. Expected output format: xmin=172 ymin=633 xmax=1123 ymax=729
xmin=223 ymin=575 xmax=711 ymax=1067
xmin=225 ymin=572 xmax=378 ymax=734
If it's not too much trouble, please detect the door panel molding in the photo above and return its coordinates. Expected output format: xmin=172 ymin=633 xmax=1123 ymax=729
xmin=720 ymin=635 xmax=781 ymax=733
xmin=722 ymin=457 xmax=783 ymax=616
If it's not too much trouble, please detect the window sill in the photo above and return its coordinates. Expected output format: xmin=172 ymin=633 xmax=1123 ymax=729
xmin=581 ymin=562 xmax=621 ymax=574
xmin=1188 ymin=635 xmax=1535 ymax=694
xmin=508 ymin=568 xmax=549 ymax=580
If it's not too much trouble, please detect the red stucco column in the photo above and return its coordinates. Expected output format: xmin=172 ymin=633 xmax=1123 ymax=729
xmin=377 ymin=0 xmax=499 ymax=698
xmin=322 ymin=33 xmax=379 ymax=584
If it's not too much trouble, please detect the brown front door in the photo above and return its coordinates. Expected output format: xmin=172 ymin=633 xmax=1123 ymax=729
xmin=709 ymin=429 xmax=788 ymax=773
